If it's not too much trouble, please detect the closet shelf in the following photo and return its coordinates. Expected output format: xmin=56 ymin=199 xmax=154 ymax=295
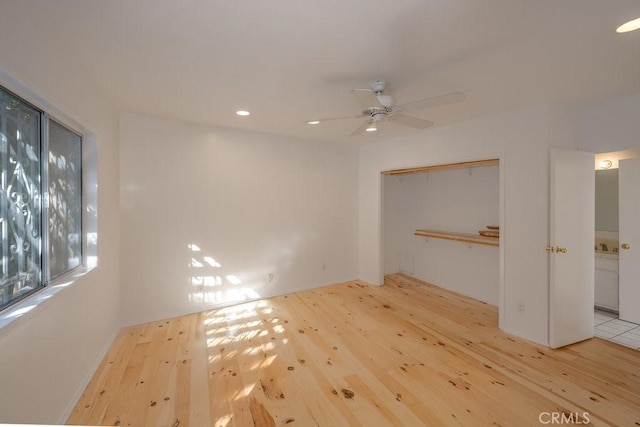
xmin=414 ymin=229 xmax=499 ymax=247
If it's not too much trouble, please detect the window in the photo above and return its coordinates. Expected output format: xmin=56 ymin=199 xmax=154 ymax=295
xmin=48 ymin=120 xmax=82 ymax=279
xmin=0 ymin=86 xmax=83 ymax=311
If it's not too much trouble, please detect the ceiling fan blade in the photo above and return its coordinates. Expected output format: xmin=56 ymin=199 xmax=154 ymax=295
xmin=351 ymin=89 xmax=382 ymax=108
xmin=399 ymin=92 xmax=465 ymax=113
xmin=305 ymin=114 xmax=366 ymax=124
xmin=388 ymin=114 xmax=434 ymax=129
xmin=350 ymin=120 xmax=373 ymax=136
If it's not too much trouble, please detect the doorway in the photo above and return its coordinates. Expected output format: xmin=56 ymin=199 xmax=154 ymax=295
xmin=593 ymin=150 xmax=640 ymax=350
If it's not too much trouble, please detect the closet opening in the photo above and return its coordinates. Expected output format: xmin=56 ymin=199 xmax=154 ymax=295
xmin=381 ymin=158 xmax=501 ymax=311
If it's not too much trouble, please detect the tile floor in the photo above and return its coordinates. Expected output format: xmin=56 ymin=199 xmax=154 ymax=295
xmin=594 ymin=309 xmax=640 ymax=350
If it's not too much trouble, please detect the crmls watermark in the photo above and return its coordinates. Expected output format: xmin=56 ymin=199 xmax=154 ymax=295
xmin=539 ymin=411 xmax=590 ymax=424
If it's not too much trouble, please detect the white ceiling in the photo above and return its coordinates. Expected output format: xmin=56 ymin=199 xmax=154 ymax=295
xmin=6 ymin=0 xmax=640 ymax=143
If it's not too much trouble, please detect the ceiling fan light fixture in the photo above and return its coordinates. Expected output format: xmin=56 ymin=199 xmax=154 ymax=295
xmin=616 ymin=17 xmax=640 ymax=33
xmin=372 ymin=113 xmax=386 ymax=122
xmin=311 ymin=80 xmax=465 ymax=136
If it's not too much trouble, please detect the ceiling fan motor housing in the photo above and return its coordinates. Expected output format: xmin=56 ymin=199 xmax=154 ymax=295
xmin=376 ymin=94 xmax=395 ymax=108
xmin=369 ymin=80 xmax=387 ymax=93
xmin=311 ymin=79 xmax=463 ymax=136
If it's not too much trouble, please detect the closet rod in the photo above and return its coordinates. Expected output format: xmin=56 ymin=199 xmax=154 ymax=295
xmin=382 ymin=158 xmax=499 ymax=176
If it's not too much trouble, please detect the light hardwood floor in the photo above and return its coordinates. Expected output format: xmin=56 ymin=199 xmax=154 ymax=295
xmin=68 ymin=274 xmax=640 ymax=426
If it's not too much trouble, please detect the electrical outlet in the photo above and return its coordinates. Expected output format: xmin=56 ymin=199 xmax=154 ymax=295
xmin=517 ymin=302 xmax=525 ymax=313
xmin=268 ymin=273 xmax=274 ymax=282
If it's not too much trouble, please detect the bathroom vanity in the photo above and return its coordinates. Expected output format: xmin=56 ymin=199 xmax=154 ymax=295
xmin=595 ymin=250 xmax=618 ymax=312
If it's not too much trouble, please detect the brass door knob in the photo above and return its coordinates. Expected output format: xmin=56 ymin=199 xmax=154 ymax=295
xmin=621 ymin=243 xmax=630 ymax=250
xmin=556 ymin=247 xmax=567 ymax=254
xmin=545 ymin=246 xmax=555 ymax=253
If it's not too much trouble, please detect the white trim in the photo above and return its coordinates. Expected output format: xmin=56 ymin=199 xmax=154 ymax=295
xmin=58 ymin=326 xmax=119 ymax=424
xmin=121 ymin=277 xmax=359 ymax=328
xmin=377 ymin=171 xmax=385 ymax=285
xmin=498 ymin=153 xmax=506 ymax=331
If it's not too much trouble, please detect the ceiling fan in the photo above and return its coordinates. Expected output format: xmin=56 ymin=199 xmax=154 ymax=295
xmin=307 ymin=80 xmax=465 ymax=136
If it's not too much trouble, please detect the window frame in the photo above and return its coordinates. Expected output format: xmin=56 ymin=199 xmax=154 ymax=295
xmin=44 ymin=116 xmax=84 ymax=284
xmin=0 ymin=85 xmax=85 ymax=312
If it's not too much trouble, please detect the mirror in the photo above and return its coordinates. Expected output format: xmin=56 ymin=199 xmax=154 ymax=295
xmin=595 ymin=169 xmax=618 ymax=231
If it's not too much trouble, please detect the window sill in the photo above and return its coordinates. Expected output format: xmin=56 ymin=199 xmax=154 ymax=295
xmin=0 ymin=265 xmax=97 ymax=339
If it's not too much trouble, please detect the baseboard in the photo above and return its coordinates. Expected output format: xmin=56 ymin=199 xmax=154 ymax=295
xmin=58 ymin=326 xmax=120 ymax=424
xmin=120 ymin=277 xmax=358 ymax=329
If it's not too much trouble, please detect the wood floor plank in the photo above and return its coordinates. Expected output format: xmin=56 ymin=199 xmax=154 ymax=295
xmin=67 ymin=327 xmax=139 ymax=424
xmin=68 ymin=274 xmax=640 ymax=426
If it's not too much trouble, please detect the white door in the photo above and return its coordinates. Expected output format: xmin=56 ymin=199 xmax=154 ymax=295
xmin=549 ymin=149 xmax=595 ymax=348
xmin=619 ymin=158 xmax=640 ymax=324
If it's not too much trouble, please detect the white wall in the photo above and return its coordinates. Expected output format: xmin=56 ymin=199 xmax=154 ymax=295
xmin=383 ymin=165 xmax=500 ymax=305
xmin=119 ymin=114 xmax=358 ymax=325
xmin=360 ymin=104 xmax=552 ymax=345
xmin=0 ymin=3 xmax=121 ymax=424
xmin=578 ymin=93 xmax=640 ymax=153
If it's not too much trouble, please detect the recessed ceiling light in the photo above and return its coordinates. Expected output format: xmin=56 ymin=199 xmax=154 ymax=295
xmin=616 ymin=17 xmax=640 ymax=33
xmin=365 ymin=124 xmax=377 ymax=132
xmin=307 ymin=120 xmax=320 ymax=125
xmin=236 ymin=110 xmax=250 ymax=116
